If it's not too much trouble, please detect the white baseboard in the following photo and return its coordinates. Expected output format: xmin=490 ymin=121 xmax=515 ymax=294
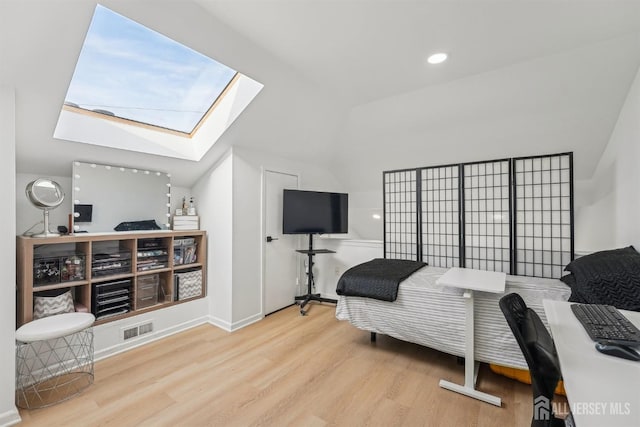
xmin=207 ymin=312 xmax=263 ymax=332
xmin=94 ymin=316 xmax=210 ymax=362
xmin=0 ymin=407 xmax=21 ymax=427
xmin=92 ymin=311 xmax=266 ymax=362
xmin=208 ymin=315 xmax=232 ymax=332
xmin=230 ymin=312 xmax=263 ymax=331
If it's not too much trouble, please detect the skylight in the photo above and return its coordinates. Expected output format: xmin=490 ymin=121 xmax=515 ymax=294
xmin=54 ymin=4 xmax=263 ymax=161
xmin=64 ymin=5 xmax=238 ymax=134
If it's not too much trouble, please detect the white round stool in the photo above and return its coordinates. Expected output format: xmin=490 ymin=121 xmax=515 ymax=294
xmin=15 ymin=312 xmax=95 ymax=409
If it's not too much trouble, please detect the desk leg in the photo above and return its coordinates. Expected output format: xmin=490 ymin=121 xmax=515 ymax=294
xmin=439 ymin=289 xmax=502 ymax=407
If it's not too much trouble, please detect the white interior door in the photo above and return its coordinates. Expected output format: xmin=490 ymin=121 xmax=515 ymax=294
xmin=264 ymin=170 xmax=299 ymax=315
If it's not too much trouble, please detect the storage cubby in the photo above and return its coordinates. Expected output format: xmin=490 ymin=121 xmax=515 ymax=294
xmin=16 ymin=230 xmax=206 ymax=327
xmin=33 ymin=253 xmax=86 ymax=285
xmin=134 ymin=273 xmax=160 ymax=309
xmin=92 ymin=246 xmax=132 ymax=278
xmin=92 ymin=279 xmax=132 ymax=321
xmin=174 ymin=268 xmax=203 ymax=301
xmin=136 ymin=237 xmax=170 ymax=272
xmin=173 ymin=237 xmax=197 ymax=265
xmin=32 ymin=241 xmax=89 ymax=287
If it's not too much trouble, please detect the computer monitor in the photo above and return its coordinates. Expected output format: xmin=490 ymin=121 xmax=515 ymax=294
xmin=74 ymin=204 xmax=93 ymax=223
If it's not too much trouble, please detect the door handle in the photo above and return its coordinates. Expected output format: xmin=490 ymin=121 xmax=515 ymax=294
xmin=266 ymin=236 xmax=279 ymax=242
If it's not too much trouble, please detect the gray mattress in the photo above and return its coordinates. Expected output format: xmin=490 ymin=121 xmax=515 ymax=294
xmin=335 ymin=266 xmax=570 ymax=369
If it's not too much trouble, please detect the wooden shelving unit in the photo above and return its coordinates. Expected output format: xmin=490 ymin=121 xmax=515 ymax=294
xmin=16 ymin=230 xmax=207 ymax=327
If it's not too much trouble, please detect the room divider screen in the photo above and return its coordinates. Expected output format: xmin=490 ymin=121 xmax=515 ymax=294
xmin=513 ymin=154 xmax=573 ymax=278
xmin=382 ymin=152 xmax=573 ymax=278
xmin=383 ymin=169 xmax=418 ymax=260
xmin=463 ymin=159 xmax=511 ymax=273
xmin=420 ymin=164 xmax=461 ymax=268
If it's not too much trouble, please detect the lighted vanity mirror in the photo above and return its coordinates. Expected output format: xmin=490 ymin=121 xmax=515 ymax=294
xmin=72 ymin=161 xmax=171 ymax=233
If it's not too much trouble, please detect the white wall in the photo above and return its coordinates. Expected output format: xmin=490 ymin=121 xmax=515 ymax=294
xmin=231 ymin=154 xmax=262 ymax=326
xmin=312 ymin=239 xmax=383 ymax=300
xmin=592 ymin=63 xmax=640 ymax=250
xmin=574 ymin=168 xmax=616 ymax=252
xmin=192 ymin=151 xmax=234 ymax=329
xmin=611 ymin=65 xmax=640 ymax=249
xmin=233 ymin=147 xmax=344 ymax=195
xmin=580 ymin=63 xmax=640 ymax=250
xmin=1 ymin=87 xmax=21 ymax=426
xmin=349 ymin=190 xmax=384 ymax=241
xmin=232 ymin=146 xmax=346 ymax=305
xmin=335 ymin=35 xmax=640 ymax=191
xmin=193 ymin=146 xmax=347 ymax=329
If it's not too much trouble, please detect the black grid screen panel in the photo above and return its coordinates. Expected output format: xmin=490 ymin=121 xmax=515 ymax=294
xmin=384 ymin=170 xmax=418 ymax=260
xmin=421 ymin=166 xmax=460 ymax=267
xmin=382 ymin=152 xmax=573 ymax=278
xmin=514 ymin=154 xmax=573 ymax=278
xmin=463 ymin=160 xmax=511 ymax=272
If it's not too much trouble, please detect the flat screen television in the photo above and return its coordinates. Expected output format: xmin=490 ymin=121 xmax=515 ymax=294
xmin=283 ymin=189 xmax=348 ymax=235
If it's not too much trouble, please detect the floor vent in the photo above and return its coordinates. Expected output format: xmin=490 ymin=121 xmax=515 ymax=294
xmin=122 ymin=321 xmax=154 ymax=341
xmin=123 ymin=327 xmax=139 ymax=340
xmin=139 ymin=322 xmax=153 ymax=335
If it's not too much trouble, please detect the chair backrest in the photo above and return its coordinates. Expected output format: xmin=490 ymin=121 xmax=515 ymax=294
xmin=499 ymin=293 xmax=561 ymax=427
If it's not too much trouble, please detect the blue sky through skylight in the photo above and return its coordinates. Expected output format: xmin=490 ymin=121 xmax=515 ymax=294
xmin=64 ymin=4 xmax=237 ymax=134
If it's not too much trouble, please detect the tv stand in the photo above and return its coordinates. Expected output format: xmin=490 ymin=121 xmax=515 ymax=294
xmin=294 ymin=234 xmax=337 ymax=315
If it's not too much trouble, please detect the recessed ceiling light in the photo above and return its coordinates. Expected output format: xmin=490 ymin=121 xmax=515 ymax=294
xmin=427 ymin=52 xmax=448 ymax=65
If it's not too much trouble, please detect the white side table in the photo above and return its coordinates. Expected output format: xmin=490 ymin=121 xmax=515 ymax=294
xmin=15 ymin=312 xmax=95 ymax=409
xmin=436 ymin=267 xmax=506 ymax=406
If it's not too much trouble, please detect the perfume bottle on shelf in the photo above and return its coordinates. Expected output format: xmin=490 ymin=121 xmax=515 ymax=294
xmin=188 ymin=197 xmax=196 ymax=216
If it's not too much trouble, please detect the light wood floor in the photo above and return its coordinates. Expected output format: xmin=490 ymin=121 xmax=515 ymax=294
xmin=18 ymin=304 xmax=536 ymax=426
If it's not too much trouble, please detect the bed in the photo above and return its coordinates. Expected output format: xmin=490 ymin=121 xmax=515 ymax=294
xmin=335 ymin=264 xmax=570 ymax=370
xmin=341 ymin=153 xmax=640 ymax=371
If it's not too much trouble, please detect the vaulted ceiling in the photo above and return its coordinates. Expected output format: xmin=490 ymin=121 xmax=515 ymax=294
xmin=3 ymin=0 xmax=640 ymax=189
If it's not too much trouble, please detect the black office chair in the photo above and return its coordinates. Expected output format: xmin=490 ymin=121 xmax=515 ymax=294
xmin=499 ymin=293 xmax=572 ymax=427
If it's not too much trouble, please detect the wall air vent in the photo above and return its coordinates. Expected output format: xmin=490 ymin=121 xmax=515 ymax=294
xmin=139 ymin=322 xmax=154 ymax=335
xmin=123 ymin=327 xmax=139 ymax=340
xmin=122 ymin=321 xmax=154 ymax=341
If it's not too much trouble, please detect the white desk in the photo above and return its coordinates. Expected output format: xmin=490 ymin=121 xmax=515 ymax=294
xmin=436 ymin=267 xmax=506 ymax=406
xmin=543 ymin=300 xmax=640 ymax=427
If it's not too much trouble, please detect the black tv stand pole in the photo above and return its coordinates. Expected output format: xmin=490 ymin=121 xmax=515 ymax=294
xmin=294 ymin=234 xmax=337 ymax=315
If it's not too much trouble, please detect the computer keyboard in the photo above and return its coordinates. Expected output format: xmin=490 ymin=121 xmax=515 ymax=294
xmin=571 ymin=303 xmax=640 ymax=344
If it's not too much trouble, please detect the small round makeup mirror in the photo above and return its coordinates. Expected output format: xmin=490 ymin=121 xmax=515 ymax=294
xmin=25 ymin=178 xmax=65 ymax=237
